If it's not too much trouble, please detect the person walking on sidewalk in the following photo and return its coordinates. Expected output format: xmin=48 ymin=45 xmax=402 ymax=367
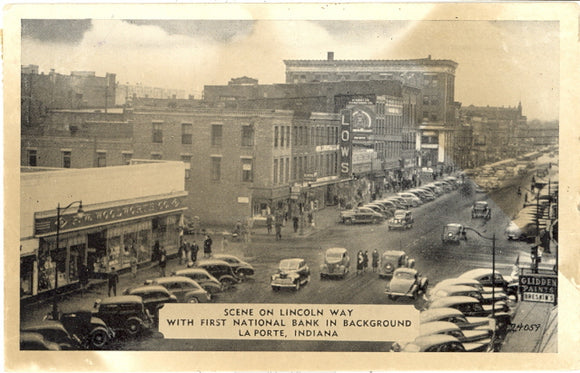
xmin=159 ymin=248 xmax=167 ymax=277
xmin=293 ymin=216 xmax=299 ymax=233
xmin=130 ymin=253 xmax=138 ymax=278
xmin=275 ymin=220 xmax=282 ymax=240
xmin=190 ymin=240 xmax=199 ymax=265
xmin=371 ymin=249 xmax=379 ymax=273
xmin=363 ymin=251 xmax=369 ymax=273
xmin=356 ymin=251 xmax=364 ymax=276
xmin=266 ymin=214 xmax=273 ymax=235
xmin=107 ymin=267 xmax=119 ymax=297
xmin=203 ymin=234 xmax=213 ymax=258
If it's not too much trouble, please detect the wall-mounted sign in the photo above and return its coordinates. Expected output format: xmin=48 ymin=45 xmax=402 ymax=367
xmin=35 ymin=196 xmax=186 ymax=236
xmin=351 ymin=110 xmax=373 ymax=132
xmin=519 ymin=273 xmax=557 ymax=304
xmin=340 ymin=109 xmax=353 ymax=177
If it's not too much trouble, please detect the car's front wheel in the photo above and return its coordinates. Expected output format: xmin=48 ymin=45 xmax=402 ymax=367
xmin=88 ymin=327 xmax=109 ymax=350
xmin=272 ymin=286 xmax=280 ymax=292
xmin=188 ymin=297 xmax=199 ymax=303
xmin=126 ymin=319 xmax=142 ymax=337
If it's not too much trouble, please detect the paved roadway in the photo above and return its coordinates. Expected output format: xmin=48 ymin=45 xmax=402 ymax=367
xmin=121 ymin=179 xmax=532 ymax=351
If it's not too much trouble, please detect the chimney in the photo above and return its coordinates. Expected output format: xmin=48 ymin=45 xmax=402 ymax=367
xmin=327 ymin=51 xmax=334 ymax=61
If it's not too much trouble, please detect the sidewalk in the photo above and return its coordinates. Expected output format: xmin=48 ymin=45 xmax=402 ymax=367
xmin=501 ymin=301 xmax=557 ymax=352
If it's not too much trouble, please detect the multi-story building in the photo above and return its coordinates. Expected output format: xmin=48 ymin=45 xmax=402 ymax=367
xmin=283 ymin=52 xmax=460 ymax=168
xmin=21 ymin=66 xmax=116 ymax=127
xmin=116 ymin=83 xmax=188 ymax=105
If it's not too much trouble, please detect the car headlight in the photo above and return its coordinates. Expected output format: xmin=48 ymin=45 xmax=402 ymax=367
xmin=271 ymin=275 xmax=276 ymax=281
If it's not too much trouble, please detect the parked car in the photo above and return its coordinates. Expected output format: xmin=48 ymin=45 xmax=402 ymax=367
xmin=408 ymin=189 xmax=434 ymax=202
xmin=471 ymin=201 xmax=491 ymax=220
xmin=196 ymin=259 xmax=241 ymax=289
xmin=419 ymin=307 xmax=495 ymax=331
xmin=364 ymin=203 xmax=393 ymax=218
xmin=21 ymin=321 xmax=84 ymax=350
xmin=212 ymin=254 xmax=255 ymax=279
xmin=373 ymin=200 xmax=398 ymax=214
xmin=428 ymin=296 xmax=508 ymax=317
xmin=320 ymin=247 xmax=351 ymax=279
xmin=392 ymin=334 xmax=469 ymax=352
xmin=271 ymin=258 xmax=310 ymax=291
xmin=387 ymin=196 xmax=413 ymax=209
xmin=458 ymin=268 xmax=518 ymax=297
xmin=425 ymin=285 xmax=508 ymax=309
xmin=378 ymin=250 xmax=414 ymax=278
xmin=441 ymin=223 xmax=467 ymax=244
xmin=173 ymin=268 xmax=223 ymax=294
xmin=93 ymin=295 xmax=153 ymax=337
xmin=340 ymin=207 xmax=384 ymax=224
xmin=430 ymin=278 xmax=506 ymax=303
xmin=388 ymin=210 xmax=414 ymax=230
xmin=41 ymin=309 xmax=115 ymax=350
xmin=146 ymin=276 xmax=211 ymax=303
xmin=122 ymin=285 xmax=178 ymax=319
xmin=385 ymin=267 xmax=428 ymax=300
xmin=397 ymin=193 xmax=422 ymax=207
xmin=420 ymin=321 xmax=493 ymax=349
xmin=20 ymin=332 xmax=61 ymax=350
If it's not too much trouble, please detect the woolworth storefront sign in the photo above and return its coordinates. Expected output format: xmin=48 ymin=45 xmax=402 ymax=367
xmin=35 ymin=196 xmax=186 ymax=236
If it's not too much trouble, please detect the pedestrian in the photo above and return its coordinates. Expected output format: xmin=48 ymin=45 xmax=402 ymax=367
xmin=152 ymin=240 xmax=160 ymax=262
xmin=79 ymin=263 xmax=89 ymax=296
xmin=130 ymin=253 xmax=138 ymax=278
xmin=222 ymin=235 xmax=229 ymax=252
xmin=159 ymin=248 xmax=167 ymax=277
xmin=191 ymin=240 xmax=199 ymax=265
xmin=107 ymin=267 xmax=119 ymax=297
xmin=266 ymin=214 xmax=273 ymax=235
xmin=178 ymin=241 xmax=185 ymax=265
xmin=524 ymin=192 xmax=528 ymax=203
xmin=371 ymin=249 xmax=379 ymax=273
xmin=363 ymin=251 xmax=369 ymax=273
xmin=275 ymin=221 xmax=282 ymax=241
xmin=203 ymin=234 xmax=213 ymax=258
xmin=293 ymin=216 xmax=299 ymax=233
xmin=356 ymin=251 xmax=364 ymax=276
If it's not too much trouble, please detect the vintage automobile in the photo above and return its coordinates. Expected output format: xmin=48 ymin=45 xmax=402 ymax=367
xmin=397 ymin=193 xmax=422 ymax=207
xmin=425 ymin=285 xmax=508 ymax=310
xmin=271 ymin=258 xmax=311 ymax=291
xmin=39 ymin=310 xmax=115 ymax=350
xmin=458 ymin=268 xmax=518 ymax=297
xmin=196 ymin=259 xmax=241 ymax=290
xmin=373 ymin=200 xmax=399 ymax=215
xmin=173 ymin=268 xmax=223 ymax=294
xmin=364 ymin=203 xmax=393 ymax=218
xmin=441 ymin=223 xmax=467 ymax=244
xmin=340 ymin=207 xmax=385 ymax=225
xmin=388 ymin=210 xmax=414 ymax=230
xmin=93 ymin=295 xmax=153 ymax=337
xmin=385 ymin=267 xmax=428 ymax=300
xmin=21 ymin=321 xmax=85 ymax=350
xmin=429 ymin=279 xmax=507 ymax=304
xmin=20 ymin=332 xmax=61 ymax=350
xmin=428 ymin=296 xmax=509 ymax=317
xmin=471 ymin=201 xmax=491 ymax=220
xmin=420 ymin=321 xmax=493 ymax=348
xmin=320 ymin=247 xmax=351 ymax=279
xmin=212 ymin=254 xmax=255 ymax=279
xmin=122 ymin=285 xmax=178 ymax=320
xmin=378 ymin=250 xmax=415 ymax=279
xmin=146 ymin=276 xmax=211 ymax=303
xmin=419 ymin=307 xmax=495 ymax=331
xmin=392 ymin=335 xmax=469 ymax=352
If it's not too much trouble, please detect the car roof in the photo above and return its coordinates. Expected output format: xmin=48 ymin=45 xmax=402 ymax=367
xmin=474 ymin=201 xmax=488 ymax=206
xmin=100 ymin=295 xmax=143 ymax=304
xmin=197 ymin=259 xmax=232 ymax=266
xmin=411 ymin=334 xmax=462 ymax=350
xmin=127 ymin=285 xmax=170 ymax=294
xmin=420 ymin=321 xmax=461 ymax=336
xmin=459 ymin=268 xmax=500 ymax=279
xmin=420 ymin=307 xmax=465 ymax=323
xmin=382 ymin=250 xmax=406 ymax=257
xmin=280 ymin=258 xmax=304 ymax=265
xmin=326 ymin=247 xmax=347 ymax=254
xmin=22 ymin=320 xmax=68 ymax=332
xmin=213 ymin=254 xmax=239 ymax=260
xmin=446 ymin=223 xmax=463 ymax=228
xmin=153 ymin=276 xmax=196 ymax=284
xmin=174 ymin=268 xmax=210 ymax=275
xmin=394 ymin=209 xmax=408 ymax=214
xmin=429 ymin=296 xmax=481 ymax=308
xmin=393 ymin=267 xmax=417 ymax=275
xmin=434 ymin=278 xmax=481 ymax=289
xmin=432 ymin=285 xmax=480 ymax=295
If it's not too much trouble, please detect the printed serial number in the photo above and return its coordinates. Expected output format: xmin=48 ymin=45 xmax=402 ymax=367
xmin=507 ymin=323 xmax=541 ymax=332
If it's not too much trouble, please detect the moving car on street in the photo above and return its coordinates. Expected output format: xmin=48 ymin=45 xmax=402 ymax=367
xmin=385 ymin=267 xmax=428 ymax=300
xmin=441 ymin=223 xmax=467 ymax=244
xmin=471 ymin=201 xmax=491 ymax=220
xmin=378 ymin=250 xmax=415 ymax=279
xmin=388 ymin=210 xmax=414 ymax=230
xmin=340 ymin=207 xmax=385 ymax=224
xmin=320 ymin=247 xmax=350 ymax=279
xmin=271 ymin=258 xmax=311 ymax=291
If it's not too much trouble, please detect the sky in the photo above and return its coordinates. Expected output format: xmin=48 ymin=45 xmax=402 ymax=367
xmin=21 ymin=19 xmax=560 ymax=121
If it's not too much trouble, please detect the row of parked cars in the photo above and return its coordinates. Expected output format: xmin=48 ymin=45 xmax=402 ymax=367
xmin=340 ymin=177 xmax=461 ymax=228
xmin=391 ymin=268 xmax=518 ymax=352
xmin=21 ymin=254 xmax=256 ymax=350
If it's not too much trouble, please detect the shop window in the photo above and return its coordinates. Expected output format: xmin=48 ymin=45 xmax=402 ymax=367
xmin=151 ymin=153 xmax=162 ymax=160
xmin=182 ymin=123 xmax=193 ymax=145
xmin=152 ymin=121 xmax=163 ymax=143
xmin=28 ymin=149 xmax=37 ymax=166
xmin=241 ymin=158 xmax=253 ymax=182
xmin=97 ymin=152 xmax=106 ymax=167
xmin=241 ymin=125 xmax=254 ymax=147
xmin=211 ymin=124 xmax=223 ymax=146
xmin=211 ymin=157 xmax=221 ymax=181
xmin=62 ymin=151 xmax=71 ymax=168
xmin=20 ymin=256 xmax=35 ymax=296
xmin=122 ymin=152 xmax=133 ymax=165
xmin=181 ymin=155 xmax=192 ymax=179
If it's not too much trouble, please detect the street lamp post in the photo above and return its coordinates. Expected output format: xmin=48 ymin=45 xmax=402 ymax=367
xmin=463 ymin=227 xmax=496 ymax=318
xmin=52 ymin=200 xmax=84 ymax=319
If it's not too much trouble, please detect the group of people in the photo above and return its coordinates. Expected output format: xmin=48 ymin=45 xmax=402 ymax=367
xmin=356 ymin=249 xmax=379 ymax=275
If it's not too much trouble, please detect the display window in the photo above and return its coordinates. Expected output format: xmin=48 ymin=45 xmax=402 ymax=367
xmin=20 ymin=255 xmax=35 ymax=296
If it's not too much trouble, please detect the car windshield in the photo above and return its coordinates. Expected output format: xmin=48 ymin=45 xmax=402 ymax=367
xmin=279 ymin=260 xmax=300 ymax=271
xmin=394 ymin=212 xmax=406 ymax=218
xmin=382 ymin=254 xmax=400 ymax=262
xmin=395 ymin=271 xmax=414 ymax=280
xmin=326 ymin=252 xmax=343 ymax=260
xmin=475 ymin=202 xmax=487 ymax=208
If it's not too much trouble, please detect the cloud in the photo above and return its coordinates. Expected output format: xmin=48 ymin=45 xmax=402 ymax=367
xmin=21 ymin=19 xmax=92 ymax=43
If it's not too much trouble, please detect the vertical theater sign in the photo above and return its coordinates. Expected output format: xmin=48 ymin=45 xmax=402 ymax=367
xmin=340 ymin=109 xmax=353 ymax=177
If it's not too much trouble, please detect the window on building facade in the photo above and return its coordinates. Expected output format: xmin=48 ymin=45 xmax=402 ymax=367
xmin=241 ymin=158 xmax=253 ymax=182
xmin=279 ymin=157 xmax=285 ymax=183
xmin=62 ymin=151 xmax=71 ymax=168
xmin=151 ymin=153 xmax=162 ymax=160
xmin=423 ymin=111 xmax=429 ymax=120
xmin=181 ymin=155 xmax=192 ymax=179
xmin=122 ymin=152 xmax=133 ymax=165
xmin=280 ymin=126 xmax=285 ymax=147
xmin=241 ymin=125 xmax=254 ymax=147
xmin=97 ymin=152 xmax=106 ymax=167
xmin=431 ymin=97 xmax=439 ymax=106
xmin=423 ymin=96 xmax=430 ymax=105
xmin=286 ymin=126 xmax=290 ymax=147
xmin=28 ymin=149 xmax=37 ymax=166
xmin=274 ymin=126 xmax=279 ymax=147
xmin=273 ymin=159 xmax=278 ymax=184
xmin=152 ymin=121 xmax=163 ymax=143
xmin=430 ymin=114 xmax=438 ymax=122
xmin=211 ymin=157 xmax=221 ymax=181
xmin=211 ymin=124 xmax=223 ymax=146
xmin=285 ymin=158 xmax=290 ymax=183
xmin=182 ymin=123 xmax=193 ymax=144
xmin=292 ymin=157 xmax=297 ymax=180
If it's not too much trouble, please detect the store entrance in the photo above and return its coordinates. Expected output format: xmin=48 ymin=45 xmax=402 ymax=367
xmin=87 ymin=230 xmax=107 ymax=278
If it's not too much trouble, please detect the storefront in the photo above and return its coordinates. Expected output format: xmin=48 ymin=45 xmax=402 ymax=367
xmin=22 ymin=193 xmax=187 ymax=298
